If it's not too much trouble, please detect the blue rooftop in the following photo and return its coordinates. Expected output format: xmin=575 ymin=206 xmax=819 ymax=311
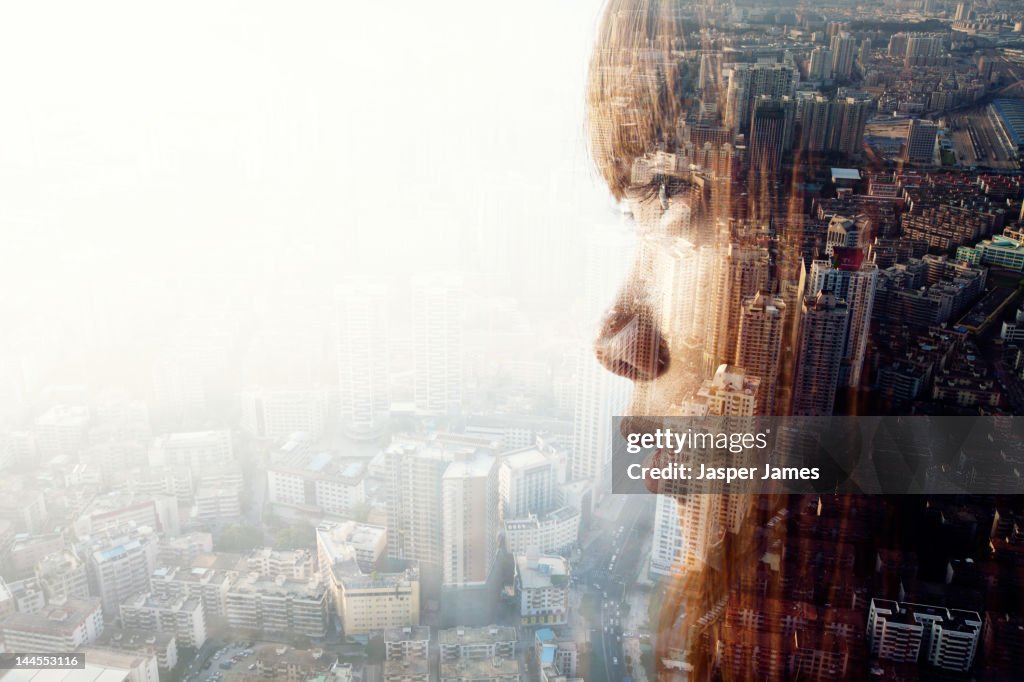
xmin=993 ymin=98 xmax=1024 ymax=147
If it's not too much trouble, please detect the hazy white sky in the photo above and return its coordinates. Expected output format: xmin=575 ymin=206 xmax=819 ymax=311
xmin=0 ymin=0 xmax=610 ymax=293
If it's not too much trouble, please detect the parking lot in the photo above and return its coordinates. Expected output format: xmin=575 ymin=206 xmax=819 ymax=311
xmin=187 ymin=641 xmax=259 ymax=682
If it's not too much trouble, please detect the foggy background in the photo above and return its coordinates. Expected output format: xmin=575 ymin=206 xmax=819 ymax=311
xmin=0 ymin=0 xmax=629 ymax=406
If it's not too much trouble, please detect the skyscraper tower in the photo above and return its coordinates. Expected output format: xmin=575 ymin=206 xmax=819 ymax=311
xmin=830 ymin=33 xmax=857 ymax=80
xmin=905 ymin=119 xmax=938 ymax=164
xmin=650 ymin=365 xmax=759 ymax=577
xmin=792 ymin=292 xmax=849 ymax=416
xmin=724 ymin=63 xmax=796 ymax=132
xmin=385 ymin=436 xmax=451 ymax=568
xmin=809 ymin=249 xmax=878 ymax=388
xmin=857 ymin=37 xmax=872 ymax=68
xmin=808 ymin=47 xmax=833 ymax=81
xmin=797 ymin=93 xmax=837 ymax=152
xmin=384 ymin=433 xmax=501 ymax=624
xmin=748 ymin=96 xmax=795 ymax=174
xmin=336 ymin=280 xmax=390 ymax=435
xmin=413 ymin=273 xmax=464 ymax=415
xmin=905 ymin=34 xmax=944 ymax=66
xmin=835 ymin=95 xmax=872 ymax=157
xmin=736 ymin=292 xmax=786 ymax=415
xmin=385 ymin=434 xmax=498 ymax=572
xmin=795 ymin=93 xmax=870 ymax=157
xmin=703 ymin=244 xmax=771 ymax=376
xmin=441 ymin=451 xmax=497 ymax=588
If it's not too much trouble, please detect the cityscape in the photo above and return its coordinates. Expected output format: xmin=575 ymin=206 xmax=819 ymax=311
xmin=5 ymin=0 xmax=1024 ymax=680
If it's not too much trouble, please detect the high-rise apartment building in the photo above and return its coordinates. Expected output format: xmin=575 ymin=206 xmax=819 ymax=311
xmin=830 ymin=33 xmax=857 ymax=79
xmin=752 ymin=96 xmax=796 ymax=170
xmin=225 ymin=572 xmax=328 ymax=638
xmin=797 ymin=93 xmax=870 ymax=156
xmin=797 ymin=93 xmax=837 ymax=153
xmin=808 ymin=47 xmax=833 ymax=81
xmin=412 ymin=273 xmax=463 ymax=415
xmin=905 ymin=119 xmax=938 ymax=164
xmin=809 ymin=248 xmax=878 ymax=387
xmin=336 ymin=279 xmax=390 ymax=435
xmin=150 ymin=564 xmax=234 ymax=617
xmin=736 ymin=293 xmax=786 ymax=415
xmin=384 ymin=434 xmax=498 ymax=575
xmin=441 ymin=452 xmax=497 ymax=588
xmin=120 ymin=592 xmax=207 ymax=648
xmin=835 ymin=95 xmax=871 ymax=156
xmin=83 ymin=526 xmax=159 ymax=617
xmin=385 ymin=436 xmax=452 ymax=568
xmin=868 ymin=599 xmax=982 ymax=672
xmin=703 ymin=245 xmax=771 ymax=375
xmin=36 ymin=550 xmax=91 ymax=603
xmin=904 ymin=34 xmax=945 ymax=66
xmin=724 ymin=63 xmax=796 ymax=132
xmin=792 ymin=292 xmax=849 ymax=416
xmin=651 ymin=365 xmax=760 ymax=577
xmin=497 ymin=445 xmax=563 ymax=521
xmin=317 ymin=523 xmax=419 ymax=636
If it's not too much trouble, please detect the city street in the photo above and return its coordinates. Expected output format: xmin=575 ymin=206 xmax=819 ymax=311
xmin=572 ymin=494 xmax=654 ymax=681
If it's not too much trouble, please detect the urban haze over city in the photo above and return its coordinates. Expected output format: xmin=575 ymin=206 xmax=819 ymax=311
xmin=5 ymin=0 xmax=1024 ymax=680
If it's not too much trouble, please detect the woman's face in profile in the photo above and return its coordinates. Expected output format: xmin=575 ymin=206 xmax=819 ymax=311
xmin=595 ymin=171 xmax=712 ymax=417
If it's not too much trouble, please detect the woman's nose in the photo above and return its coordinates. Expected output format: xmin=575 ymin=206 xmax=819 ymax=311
xmin=593 ymin=288 xmax=670 ymax=382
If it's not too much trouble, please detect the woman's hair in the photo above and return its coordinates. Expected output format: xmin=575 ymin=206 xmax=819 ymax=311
xmin=586 ymin=0 xmax=693 ymax=200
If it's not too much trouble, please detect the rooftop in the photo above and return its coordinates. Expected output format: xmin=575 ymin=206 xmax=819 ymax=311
xmin=316 ymin=520 xmax=387 ymax=559
xmin=516 ymin=554 xmax=569 ymax=590
xmin=230 ymin=573 xmax=326 ymax=599
xmin=384 ymin=625 xmax=431 ymax=643
xmin=123 ymin=592 xmax=202 ymax=613
xmin=0 ymin=598 xmax=101 ymax=635
xmin=253 ymin=644 xmax=334 ymax=669
xmin=383 ymin=658 xmax=429 ymax=677
xmin=500 ymin=447 xmax=551 ymax=472
xmin=440 ymin=657 xmax=521 ymax=679
xmin=442 ymin=452 xmax=495 ymax=480
xmin=98 ymin=627 xmax=175 ymax=651
xmin=439 ymin=625 xmax=517 ymax=646
xmin=831 ymin=167 xmax=861 ymax=181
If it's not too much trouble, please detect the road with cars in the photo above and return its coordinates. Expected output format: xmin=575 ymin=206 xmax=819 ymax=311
xmin=574 ymin=495 xmax=653 ymax=682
